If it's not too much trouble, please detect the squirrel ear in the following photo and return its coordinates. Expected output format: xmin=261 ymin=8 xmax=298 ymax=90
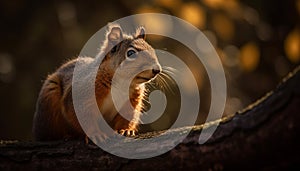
xmin=135 ymin=26 xmax=146 ymax=40
xmin=107 ymin=25 xmax=123 ymax=45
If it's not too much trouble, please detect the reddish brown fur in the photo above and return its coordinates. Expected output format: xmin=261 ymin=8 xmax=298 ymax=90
xmin=32 ymin=24 xmax=161 ymax=141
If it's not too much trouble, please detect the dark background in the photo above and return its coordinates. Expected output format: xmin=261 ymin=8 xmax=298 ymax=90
xmin=0 ymin=0 xmax=299 ymax=140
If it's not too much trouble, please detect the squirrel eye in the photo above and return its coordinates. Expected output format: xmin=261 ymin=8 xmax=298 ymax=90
xmin=126 ymin=48 xmax=137 ymax=58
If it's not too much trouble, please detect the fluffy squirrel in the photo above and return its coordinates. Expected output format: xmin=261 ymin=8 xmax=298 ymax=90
xmin=32 ymin=24 xmax=162 ymax=141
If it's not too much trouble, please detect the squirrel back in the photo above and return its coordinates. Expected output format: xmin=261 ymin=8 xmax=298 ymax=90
xmin=32 ymin=24 xmax=161 ymax=141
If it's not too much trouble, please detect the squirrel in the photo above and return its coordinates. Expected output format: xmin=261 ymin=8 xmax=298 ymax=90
xmin=32 ymin=24 xmax=162 ymax=141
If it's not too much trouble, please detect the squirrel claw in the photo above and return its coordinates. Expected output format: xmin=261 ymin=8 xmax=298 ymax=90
xmin=118 ymin=129 xmax=136 ymax=137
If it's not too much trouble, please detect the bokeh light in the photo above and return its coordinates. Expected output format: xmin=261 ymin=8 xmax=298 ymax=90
xmin=0 ymin=0 xmax=298 ymax=140
xmin=239 ymin=42 xmax=260 ymax=72
xmin=178 ymin=2 xmax=206 ymax=29
xmin=285 ymin=28 xmax=300 ymax=63
xmin=211 ymin=13 xmax=234 ymax=41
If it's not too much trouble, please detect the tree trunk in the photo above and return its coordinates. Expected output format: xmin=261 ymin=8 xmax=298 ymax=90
xmin=1 ymin=66 xmax=300 ymax=171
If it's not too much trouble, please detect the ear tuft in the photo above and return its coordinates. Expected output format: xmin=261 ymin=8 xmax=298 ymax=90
xmin=101 ymin=23 xmax=124 ymax=53
xmin=107 ymin=25 xmax=123 ymax=43
xmin=135 ymin=26 xmax=146 ymax=40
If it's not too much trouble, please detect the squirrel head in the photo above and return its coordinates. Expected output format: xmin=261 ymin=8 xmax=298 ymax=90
xmin=100 ymin=24 xmax=162 ymax=85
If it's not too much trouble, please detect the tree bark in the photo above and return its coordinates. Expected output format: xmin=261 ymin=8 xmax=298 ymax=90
xmin=1 ymin=66 xmax=300 ymax=171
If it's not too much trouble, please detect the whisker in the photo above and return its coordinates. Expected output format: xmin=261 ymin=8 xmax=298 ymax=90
xmin=160 ymin=74 xmax=175 ymax=94
xmin=157 ymin=75 xmax=168 ymax=91
xmin=162 ymin=69 xmax=176 ymax=78
xmin=162 ymin=66 xmax=177 ymax=73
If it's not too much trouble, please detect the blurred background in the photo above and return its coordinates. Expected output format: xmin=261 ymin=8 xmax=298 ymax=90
xmin=0 ymin=0 xmax=299 ymax=140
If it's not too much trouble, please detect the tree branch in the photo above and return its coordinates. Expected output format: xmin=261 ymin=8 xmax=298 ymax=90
xmin=1 ymin=66 xmax=300 ymax=170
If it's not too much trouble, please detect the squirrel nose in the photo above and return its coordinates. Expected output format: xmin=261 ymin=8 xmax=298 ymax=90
xmin=152 ymin=68 xmax=161 ymax=75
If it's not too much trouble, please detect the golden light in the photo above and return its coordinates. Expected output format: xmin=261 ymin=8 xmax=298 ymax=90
xmin=203 ymin=0 xmax=224 ymax=9
xmin=284 ymin=29 xmax=300 ymax=63
xmin=203 ymin=0 xmax=241 ymax=18
xmin=178 ymin=2 xmax=206 ymax=29
xmin=136 ymin=5 xmax=161 ymax=14
xmin=135 ymin=6 xmax=172 ymax=41
xmin=226 ymin=1 xmax=243 ymax=20
xmin=212 ymin=13 xmax=234 ymax=41
xmin=222 ymin=0 xmax=240 ymax=12
xmin=155 ymin=0 xmax=181 ymax=11
xmin=239 ymin=42 xmax=260 ymax=72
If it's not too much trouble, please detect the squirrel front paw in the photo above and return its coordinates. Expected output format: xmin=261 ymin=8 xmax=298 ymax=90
xmin=118 ymin=129 xmax=136 ymax=137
